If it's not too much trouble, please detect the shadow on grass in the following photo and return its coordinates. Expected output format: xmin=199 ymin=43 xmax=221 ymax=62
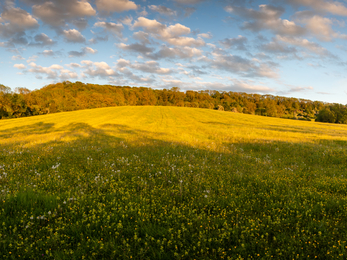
xmin=2 ymin=119 xmax=347 ymax=259
xmin=0 ymin=122 xmax=55 ymax=139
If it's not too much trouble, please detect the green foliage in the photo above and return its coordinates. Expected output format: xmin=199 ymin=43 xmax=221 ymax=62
xmin=1 ymin=107 xmax=347 ymax=259
xmin=0 ymin=81 xmax=335 ymax=123
xmin=316 ymin=104 xmax=347 ymax=124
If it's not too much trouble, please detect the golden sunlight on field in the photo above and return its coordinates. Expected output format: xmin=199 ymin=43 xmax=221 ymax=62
xmin=1 ymin=106 xmax=347 ymax=259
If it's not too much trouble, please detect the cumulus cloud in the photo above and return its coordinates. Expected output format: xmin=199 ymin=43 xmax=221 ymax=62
xmin=29 ymin=33 xmax=56 ymax=47
xmin=12 ymin=55 xmax=25 ymax=60
xmin=94 ymin=22 xmax=124 ymax=37
xmin=31 ymin=0 xmax=96 ymax=28
xmin=116 ymin=59 xmax=172 ymax=74
xmin=27 ymin=55 xmax=38 ymax=63
xmin=72 ymin=18 xmax=89 ymax=31
xmin=131 ymin=61 xmax=172 ymax=74
xmin=118 ymin=41 xmax=203 ymax=60
xmin=14 ymin=63 xmax=26 ymax=69
xmin=154 ymin=45 xmax=203 ymax=59
xmin=201 ymin=79 xmax=275 ymax=93
xmin=159 ymin=77 xmax=274 ymax=94
xmin=201 ymin=51 xmax=279 ymax=78
xmin=0 ymin=7 xmax=39 ymax=39
xmin=284 ymin=0 xmax=347 ymax=16
xmin=149 ymin=5 xmax=177 ymax=16
xmin=120 ymin=16 xmax=133 ymax=26
xmin=27 ymin=62 xmax=77 ymax=80
xmin=297 ymin=15 xmax=347 ymax=42
xmin=133 ymin=17 xmax=205 ymax=46
xmin=63 ymin=29 xmax=86 ymax=43
xmin=68 ymin=47 xmax=97 ymax=57
xmin=276 ymin=36 xmax=335 ymax=57
xmin=133 ymin=17 xmax=165 ymax=33
xmin=259 ymin=34 xmax=337 ymax=61
xmin=39 ymin=50 xmax=62 ymax=57
xmin=198 ymin=33 xmax=212 ymax=39
xmin=66 ymin=63 xmax=82 ymax=68
xmin=277 ymin=84 xmax=314 ymax=95
xmin=1 ymin=7 xmax=39 ymax=30
xmin=95 ymin=0 xmax=138 ymax=14
xmin=133 ymin=31 xmax=151 ymax=44
xmin=260 ymin=40 xmax=298 ymax=55
xmin=81 ymin=60 xmax=118 ymax=77
xmin=118 ymin=42 xmax=154 ymax=56
xmin=226 ymin=4 xmax=306 ymax=37
xmin=174 ymin=0 xmax=205 ymax=4
xmin=219 ymin=35 xmax=248 ymax=50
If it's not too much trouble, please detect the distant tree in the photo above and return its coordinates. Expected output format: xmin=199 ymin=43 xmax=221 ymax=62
xmin=316 ymin=108 xmax=336 ymax=123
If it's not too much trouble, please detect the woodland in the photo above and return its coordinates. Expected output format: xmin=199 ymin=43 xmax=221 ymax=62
xmin=0 ymin=81 xmax=346 ymax=123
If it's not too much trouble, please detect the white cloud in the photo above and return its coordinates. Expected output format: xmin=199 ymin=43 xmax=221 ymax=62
xmin=63 ymin=29 xmax=86 ymax=43
xmin=121 ymin=16 xmax=133 ymax=26
xmin=66 ymin=63 xmax=82 ymax=68
xmin=133 ymin=17 xmax=165 ymax=33
xmin=118 ymin=42 xmax=154 ymax=56
xmin=201 ymin=51 xmax=279 ymax=78
xmin=28 ymin=62 xmax=75 ymax=80
xmin=94 ymin=22 xmax=124 ymax=37
xmin=132 ymin=61 xmax=171 ymax=74
xmin=149 ymin=5 xmax=177 ymax=16
xmin=116 ymin=58 xmax=131 ymax=68
xmin=201 ymin=79 xmax=275 ymax=93
xmin=27 ymin=55 xmax=38 ymax=63
xmin=133 ymin=17 xmax=205 ymax=46
xmin=133 ymin=31 xmax=150 ymax=44
xmin=14 ymin=63 xmax=26 ymax=69
xmin=285 ymin=0 xmax=347 ymax=16
xmin=276 ymin=35 xmax=334 ymax=57
xmin=81 ymin=60 xmax=118 ymax=77
xmin=174 ymin=0 xmax=205 ymax=4
xmin=2 ymin=7 xmax=38 ymax=28
xmin=12 ymin=55 xmax=25 ymax=60
xmin=68 ymin=47 xmax=98 ymax=57
xmin=226 ymin=5 xmax=306 ymax=37
xmin=32 ymin=0 xmax=96 ymax=28
xmin=0 ymin=7 xmax=39 ymax=38
xmin=164 ymin=24 xmax=191 ymax=37
xmin=30 ymin=33 xmax=56 ymax=47
xmin=42 ymin=50 xmax=55 ymax=56
xmin=155 ymin=45 xmax=203 ymax=59
xmin=198 ymin=33 xmax=212 ymax=39
xmin=115 ymin=59 xmax=172 ymax=74
xmin=118 ymin=41 xmax=203 ymax=60
xmin=301 ymin=15 xmax=346 ymax=41
xmin=95 ymin=0 xmax=138 ymax=14
xmin=159 ymin=77 xmax=274 ymax=94
xmin=220 ymin=35 xmax=248 ymax=50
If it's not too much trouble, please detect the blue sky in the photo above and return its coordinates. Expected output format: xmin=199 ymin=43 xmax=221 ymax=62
xmin=1 ymin=0 xmax=347 ymax=104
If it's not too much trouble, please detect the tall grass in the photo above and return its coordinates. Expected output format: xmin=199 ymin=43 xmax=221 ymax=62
xmin=1 ymin=106 xmax=347 ymax=259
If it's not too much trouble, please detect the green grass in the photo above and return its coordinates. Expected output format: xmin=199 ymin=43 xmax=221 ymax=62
xmin=1 ymin=106 xmax=347 ymax=259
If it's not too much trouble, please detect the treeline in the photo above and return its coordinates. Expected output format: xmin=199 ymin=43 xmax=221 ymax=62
xmin=316 ymin=104 xmax=347 ymax=124
xmin=0 ymin=81 xmax=344 ymax=123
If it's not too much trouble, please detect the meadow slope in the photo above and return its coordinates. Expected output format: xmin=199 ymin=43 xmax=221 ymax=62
xmin=1 ymin=106 xmax=347 ymax=259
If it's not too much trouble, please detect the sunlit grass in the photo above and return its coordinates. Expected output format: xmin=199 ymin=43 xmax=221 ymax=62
xmin=1 ymin=106 xmax=347 ymax=259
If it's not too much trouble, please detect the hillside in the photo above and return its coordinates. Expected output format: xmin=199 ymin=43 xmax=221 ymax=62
xmin=1 ymin=106 xmax=347 ymax=259
xmin=0 ymin=81 xmax=338 ymax=122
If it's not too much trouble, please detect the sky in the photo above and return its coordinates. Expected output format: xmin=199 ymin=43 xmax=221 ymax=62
xmin=1 ymin=0 xmax=347 ymax=104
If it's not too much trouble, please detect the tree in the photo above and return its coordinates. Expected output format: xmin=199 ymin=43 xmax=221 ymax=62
xmin=316 ymin=108 xmax=336 ymax=123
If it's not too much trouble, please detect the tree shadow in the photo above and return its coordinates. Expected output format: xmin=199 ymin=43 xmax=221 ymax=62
xmin=0 ymin=122 xmax=55 ymax=139
xmin=2 ymin=118 xmax=347 ymax=259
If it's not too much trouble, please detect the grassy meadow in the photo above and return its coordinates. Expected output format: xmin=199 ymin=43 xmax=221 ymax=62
xmin=1 ymin=106 xmax=347 ymax=259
